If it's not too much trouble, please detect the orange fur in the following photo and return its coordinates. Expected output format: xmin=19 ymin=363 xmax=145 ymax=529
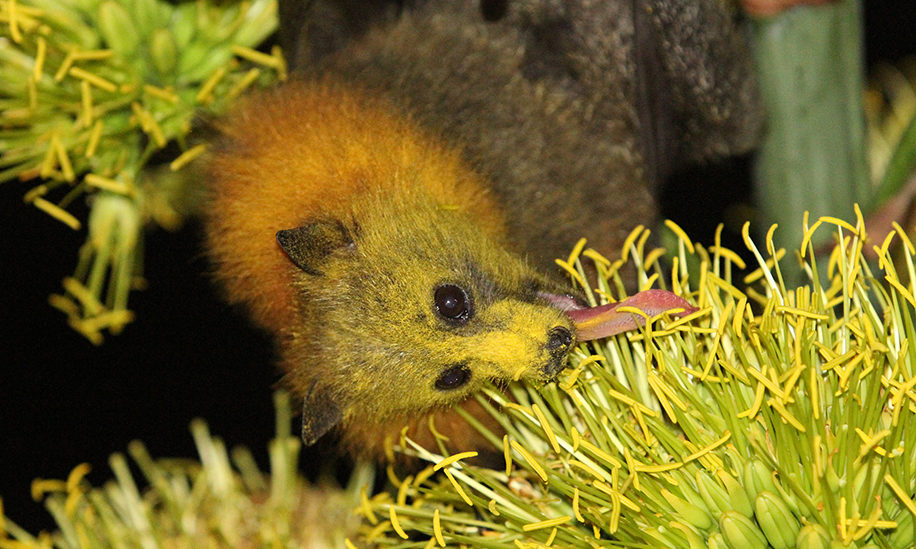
xmin=206 ymin=80 xmax=507 ymax=336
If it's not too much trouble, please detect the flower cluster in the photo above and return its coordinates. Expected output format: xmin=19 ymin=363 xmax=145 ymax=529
xmin=360 ymin=212 xmax=916 ymax=549
xmin=1 ymin=0 xmax=283 ymax=343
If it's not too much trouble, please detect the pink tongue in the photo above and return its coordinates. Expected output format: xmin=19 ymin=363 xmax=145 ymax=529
xmin=562 ymin=289 xmax=697 ymax=341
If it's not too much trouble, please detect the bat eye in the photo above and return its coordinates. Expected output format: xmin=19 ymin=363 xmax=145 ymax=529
xmin=435 ymin=364 xmax=471 ymax=391
xmin=434 ymin=284 xmax=472 ymax=323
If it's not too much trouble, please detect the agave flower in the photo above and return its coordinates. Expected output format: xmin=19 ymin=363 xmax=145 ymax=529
xmin=0 ymin=0 xmax=283 ymax=343
xmin=0 ymin=392 xmax=364 ymax=549
xmin=358 ymin=212 xmax=916 ymax=549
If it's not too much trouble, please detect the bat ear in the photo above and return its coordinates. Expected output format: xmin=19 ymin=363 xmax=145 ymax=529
xmin=276 ymin=220 xmax=354 ymax=276
xmin=301 ymin=384 xmax=343 ymax=446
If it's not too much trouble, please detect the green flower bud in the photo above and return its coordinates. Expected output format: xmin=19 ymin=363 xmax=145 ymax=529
xmin=149 ymin=28 xmax=178 ymax=77
xmin=888 ymin=509 xmax=914 ymax=549
xmin=669 ymin=521 xmax=706 ymax=549
xmin=717 ymin=469 xmax=754 ymax=517
xmin=743 ymin=459 xmax=778 ymax=502
xmin=131 ymin=0 xmax=171 ymax=32
xmin=796 ymin=524 xmax=830 ymax=549
xmin=697 ymin=470 xmax=731 ymax=517
xmin=707 ymin=532 xmax=727 ymax=549
xmin=719 ymin=511 xmax=768 ymax=549
xmin=661 ymin=488 xmax=714 ymax=531
xmin=754 ymin=490 xmax=800 ymax=549
xmin=98 ymin=2 xmax=140 ymax=58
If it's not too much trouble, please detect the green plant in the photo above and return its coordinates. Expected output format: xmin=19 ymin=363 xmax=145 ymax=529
xmin=357 ymin=214 xmax=916 ymax=548
xmin=0 ymin=392 xmax=366 ymax=549
xmin=0 ymin=0 xmax=283 ymax=343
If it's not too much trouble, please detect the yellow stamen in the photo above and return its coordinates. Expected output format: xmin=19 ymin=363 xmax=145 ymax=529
xmin=708 ymin=245 xmax=747 ymax=269
xmin=644 ymin=247 xmax=666 ymax=271
xmin=510 ymin=439 xmax=548 ymax=482
xmin=433 ymin=508 xmax=445 ymax=547
xmin=893 ymin=221 xmax=915 ymax=254
xmin=554 ymin=258 xmax=587 ymax=289
xmin=48 ymin=294 xmax=79 ymax=317
xmin=226 ymin=67 xmax=262 ymax=100
xmin=738 ymin=373 xmax=766 ymax=419
xmin=84 ymin=174 xmax=132 ymax=196
xmin=31 ymin=479 xmax=66 ymax=501
xmin=68 ymin=66 xmax=117 ymax=92
xmin=606 ymin=388 xmax=656 ymax=417
xmin=582 ymin=248 xmax=612 ymax=266
xmin=531 ymin=404 xmax=560 ymax=454
xmin=232 ymin=44 xmax=283 ymax=69
xmin=358 ymin=485 xmax=379 ymax=525
xmin=647 ymin=374 xmax=677 ymax=423
xmin=608 ymin=489 xmax=621 ymax=533
xmin=572 ymin=487 xmax=584 ymax=522
xmin=633 ymin=461 xmax=682 ymax=474
xmin=820 ymin=215 xmax=858 ymax=233
xmin=32 ymin=198 xmax=80 ymax=230
xmin=576 ymin=439 xmax=622 ymax=469
xmin=85 ymin=120 xmax=103 ymax=158
xmin=567 ymin=459 xmax=604 ymax=481
xmin=488 ymin=498 xmax=500 ymax=516
xmin=620 ymin=225 xmax=645 ymax=263
xmin=269 ymin=44 xmax=288 ymax=81
xmin=503 ymin=434 xmax=512 ymax=476
xmin=130 ymin=102 xmax=167 ymax=147
xmin=545 ymin=527 xmax=558 ymax=545
xmin=766 ymin=398 xmax=806 ymax=432
xmin=8 ymin=0 xmax=21 ymax=42
xmin=196 ymin=66 xmax=228 ymax=104
xmin=855 ymin=429 xmax=891 ymax=463
xmin=79 ymin=79 xmax=94 ymax=126
xmin=839 ymin=497 xmax=849 ymax=543
xmin=64 ymin=487 xmax=82 ymax=516
xmin=389 ymin=505 xmax=408 ymax=539
xmin=53 ymin=137 xmax=74 ymax=181
xmin=622 ymin=448 xmax=639 ymax=490
xmin=590 ymin=480 xmax=640 ymax=511
xmin=684 ymin=432 xmax=731 ymax=464
xmin=143 ymin=84 xmax=179 ymax=103
xmin=434 ymin=451 xmax=478 ymax=471
xmin=885 ymin=275 xmax=916 ymax=308
xmin=396 ymin=474 xmax=412 ymax=505
xmin=746 ymin=365 xmax=786 ymax=401
xmin=169 ymin=144 xmax=207 ymax=171
xmin=701 ymin=300 xmax=732 ymax=379
xmin=443 ymin=469 xmax=473 ymax=506
xmin=413 ymin=466 xmax=435 ymax=487
xmin=523 ymin=516 xmax=571 ymax=531
xmin=665 ymin=219 xmax=696 ymax=254
xmin=33 ymin=35 xmax=47 ymax=79
xmin=72 ymin=49 xmax=114 ymax=61
xmin=774 ymin=305 xmax=829 ymax=321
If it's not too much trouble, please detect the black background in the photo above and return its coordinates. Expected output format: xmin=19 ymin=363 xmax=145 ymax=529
xmin=2 ymin=4 xmax=914 ymax=534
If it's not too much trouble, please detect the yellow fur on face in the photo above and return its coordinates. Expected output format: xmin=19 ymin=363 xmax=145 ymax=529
xmin=205 ymin=80 xmax=575 ymax=457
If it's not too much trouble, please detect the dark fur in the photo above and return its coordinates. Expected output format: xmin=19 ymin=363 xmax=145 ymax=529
xmin=279 ymin=0 xmax=762 ymax=274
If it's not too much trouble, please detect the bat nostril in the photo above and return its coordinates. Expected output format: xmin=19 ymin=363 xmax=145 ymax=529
xmin=546 ymin=326 xmax=573 ymax=353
